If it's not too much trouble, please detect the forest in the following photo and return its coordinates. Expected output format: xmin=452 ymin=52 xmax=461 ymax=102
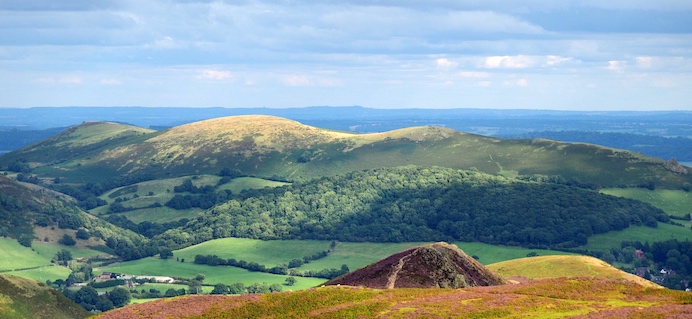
xmin=154 ymin=166 xmax=669 ymax=251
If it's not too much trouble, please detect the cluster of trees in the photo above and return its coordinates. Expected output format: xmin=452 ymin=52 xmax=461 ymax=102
xmin=211 ymin=282 xmax=283 ymax=295
xmin=163 ymin=178 xmax=234 ymax=210
xmin=62 ymin=286 xmax=130 ymax=312
xmin=155 ymin=166 xmax=668 ymax=250
xmin=104 ymin=215 xmax=189 ymax=238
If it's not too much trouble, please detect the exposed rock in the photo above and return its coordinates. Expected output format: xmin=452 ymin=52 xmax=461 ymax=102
xmin=665 ymin=158 xmax=688 ymax=174
xmin=324 ymin=242 xmax=507 ymax=289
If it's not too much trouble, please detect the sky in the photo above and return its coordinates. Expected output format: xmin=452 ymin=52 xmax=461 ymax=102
xmin=1 ymin=1 xmax=691 ymax=110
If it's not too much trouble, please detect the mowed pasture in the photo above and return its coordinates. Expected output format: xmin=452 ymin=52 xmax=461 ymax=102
xmin=601 ymin=188 xmax=692 ymax=217
xmin=0 ymin=238 xmax=50 ymax=271
xmin=31 ymin=241 xmax=105 ymax=260
xmin=582 ymin=223 xmax=692 ymax=251
xmin=98 ymin=258 xmax=326 ymax=290
xmin=0 ymin=238 xmax=73 ymax=282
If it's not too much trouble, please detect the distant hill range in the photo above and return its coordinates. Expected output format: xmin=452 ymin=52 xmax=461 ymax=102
xmin=0 ymin=274 xmax=89 ymax=319
xmin=1 ymin=115 xmax=690 ymax=189
xmin=2 ymin=106 xmax=691 ymax=161
xmin=324 ymin=242 xmax=506 ymax=289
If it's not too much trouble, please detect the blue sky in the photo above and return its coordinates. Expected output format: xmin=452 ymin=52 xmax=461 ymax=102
xmin=1 ymin=1 xmax=691 ymax=110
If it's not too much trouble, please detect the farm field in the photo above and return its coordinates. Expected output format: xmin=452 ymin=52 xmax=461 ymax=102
xmin=581 ymin=223 xmax=692 ymax=251
xmin=6 ymin=265 xmax=73 ymax=283
xmin=98 ymin=257 xmax=326 ymax=290
xmin=31 ymin=241 xmax=105 ymax=260
xmin=174 ymin=238 xmax=332 ymax=267
xmin=601 ymin=188 xmax=692 ymax=217
xmin=0 ymin=238 xmax=50 ymax=271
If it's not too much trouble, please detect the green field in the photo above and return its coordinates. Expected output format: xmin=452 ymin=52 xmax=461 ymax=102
xmin=98 ymin=258 xmax=326 ymax=290
xmin=582 ymin=223 xmax=692 ymax=251
xmin=218 ymin=177 xmax=289 ymax=194
xmin=601 ymin=188 xmax=692 ymax=217
xmin=4 ymin=265 xmax=72 ymax=283
xmin=174 ymin=238 xmax=333 ymax=267
xmin=31 ymin=241 xmax=105 ymax=260
xmin=0 ymin=238 xmax=50 ymax=271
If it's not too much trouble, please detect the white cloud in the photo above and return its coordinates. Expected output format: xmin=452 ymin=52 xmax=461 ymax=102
xmin=197 ymin=69 xmax=233 ymax=80
xmin=436 ymin=58 xmax=458 ymax=69
xmin=34 ymin=76 xmax=83 ymax=84
xmin=100 ymin=78 xmax=122 ymax=85
xmin=282 ymin=75 xmax=312 ymax=86
xmin=457 ymin=71 xmax=491 ymax=78
xmin=483 ymin=55 xmax=535 ymax=69
xmin=544 ymin=56 xmax=571 ymax=66
xmin=607 ymin=60 xmax=625 ymax=72
xmin=636 ymin=56 xmax=653 ymax=68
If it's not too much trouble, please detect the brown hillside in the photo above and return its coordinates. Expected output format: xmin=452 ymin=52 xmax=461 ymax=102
xmin=324 ymin=242 xmax=507 ymax=289
xmin=94 ymin=277 xmax=692 ymax=319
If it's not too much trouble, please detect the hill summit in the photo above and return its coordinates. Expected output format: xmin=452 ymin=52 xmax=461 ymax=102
xmin=324 ymin=242 xmax=507 ymax=289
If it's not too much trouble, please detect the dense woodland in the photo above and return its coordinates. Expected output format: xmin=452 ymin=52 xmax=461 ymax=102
xmin=155 ymin=166 xmax=668 ymax=250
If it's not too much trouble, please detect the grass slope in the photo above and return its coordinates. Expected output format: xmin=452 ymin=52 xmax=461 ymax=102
xmin=582 ymin=223 xmax=692 ymax=251
xmin=0 ymin=238 xmax=49 ymax=271
xmin=98 ymin=258 xmax=325 ymax=290
xmin=0 ymin=274 xmax=89 ymax=319
xmin=5 ymin=116 xmax=691 ymax=189
xmin=601 ymin=188 xmax=692 ymax=217
xmin=94 ymin=278 xmax=692 ymax=319
xmin=487 ymin=255 xmax=659 ymax=288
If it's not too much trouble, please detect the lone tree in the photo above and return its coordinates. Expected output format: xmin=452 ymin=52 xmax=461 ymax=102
xmin=159 ymin=248 xmax=173 ymax=259
xmin=285 ymin=276 xmax=297 ymax=286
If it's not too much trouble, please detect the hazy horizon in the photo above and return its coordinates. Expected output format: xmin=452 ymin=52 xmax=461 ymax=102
xmin=1 ymin=1 xmax=691 ymax=111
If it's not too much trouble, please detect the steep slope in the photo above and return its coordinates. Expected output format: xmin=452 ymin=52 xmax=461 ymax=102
xmin=0 ymin=274 xmax=89 ymax=319
xmin=0 ymin=122 xmax=154 ymax=169
xmin=324 ymin=242 xmax=507 ymax=288
xmin=487 ymin=255 xmax=661 ymax=288
xmin=0 ymin=175 xmax=147 ymax=258
xmin=94 ymin=277 xmax=692 ymax=319
xmin=1 ymin=115 xmax=689 ymax=189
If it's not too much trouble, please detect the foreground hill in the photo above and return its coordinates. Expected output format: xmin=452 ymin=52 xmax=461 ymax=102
xmin=324 ymin=242 xmax=506 ymax=288
xmin=94 ymin=277 xmax=692 ymax=319
xmin=487 ymin=255 xmax=660 ymax=288
xmin=0 ymin=274 xmax=89 ymax=319
xmin=2 ymin=115 xmax=690 ymax=189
